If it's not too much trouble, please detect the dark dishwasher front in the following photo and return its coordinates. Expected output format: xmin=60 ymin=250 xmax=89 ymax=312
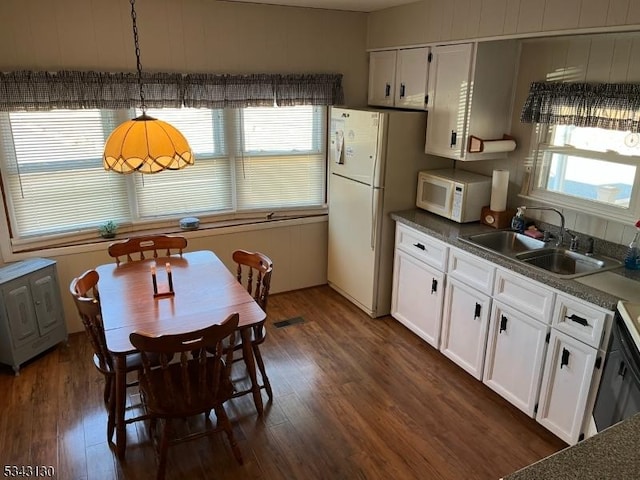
xmin=593 ymin=309 xmax=640 ymax=432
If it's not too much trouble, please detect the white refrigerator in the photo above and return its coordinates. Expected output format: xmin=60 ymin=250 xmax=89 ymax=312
xmin=327 ymin=106 xmax=449 ymax=318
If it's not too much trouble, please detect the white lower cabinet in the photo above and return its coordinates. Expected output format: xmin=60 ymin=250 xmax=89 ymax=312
xmin=391 ymin=249 xmax=445 ymax=348
xmin=440 ymin=277 xmax=491 ymax=380
xmin=390 ymin=222 xmax=613 ymax=445
xmin=483 ymin=301 xmax=548 ymax=417
xmin=536 ymin=330 xmax=598 ymax=444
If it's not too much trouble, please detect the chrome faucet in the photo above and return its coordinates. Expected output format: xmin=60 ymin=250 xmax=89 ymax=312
xmin=519 ymin=206 xmax=565 ymax=247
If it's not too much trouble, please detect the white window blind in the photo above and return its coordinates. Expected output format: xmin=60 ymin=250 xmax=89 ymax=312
xmin=233 ymin=106 xmax=326 ymax=210
xmin=133 ymin=108 xmax=233 ymax=218
xmin=0 ymin=105 xmax=327 ymax=246
xmin=0 ymin=110 xmax=128 ymax=239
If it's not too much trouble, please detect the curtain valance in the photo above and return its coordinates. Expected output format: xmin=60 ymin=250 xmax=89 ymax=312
xmin=0 ymin=70 xmax=343 ymax=111
xmin=521 ymin=81 xmax=640 ymax=132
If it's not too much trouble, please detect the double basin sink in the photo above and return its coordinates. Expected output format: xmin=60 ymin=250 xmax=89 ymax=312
xmin=458 ymin=230 xmax=622 ymax=279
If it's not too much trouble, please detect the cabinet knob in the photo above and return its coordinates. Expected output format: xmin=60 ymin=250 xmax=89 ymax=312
xmin=385 ymin=83 xmax=391 ymax=97
xmin=450 ymin=130 xmax=457 ymax=147
xmin=431 ymin=278 xmax=438 ymax=294
xmin=474 ymin=303 xmax=481 ymax=319
xmin=400 ymin=83 xmax=406 ymax=98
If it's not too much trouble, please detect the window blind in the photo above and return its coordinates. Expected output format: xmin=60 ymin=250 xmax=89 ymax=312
xmin=233 ymin=106 xmax=326 ymax=210
xmin=134 ymin=108 xmax=233 ymax=218
xmin=0 ymin=110 xmax=129 ymax=239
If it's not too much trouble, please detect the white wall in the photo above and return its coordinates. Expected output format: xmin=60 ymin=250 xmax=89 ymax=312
xmin=0 ymin=0 xmax=364 ymax=332
xmin=368 ymin=0 xmax=640 ymax=49
xmin=368 ymin=1 xmax=640 ymax=246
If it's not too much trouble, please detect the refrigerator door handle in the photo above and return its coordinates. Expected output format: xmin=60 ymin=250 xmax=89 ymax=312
xmin=371 ymin=186 xmax=383 ymax=250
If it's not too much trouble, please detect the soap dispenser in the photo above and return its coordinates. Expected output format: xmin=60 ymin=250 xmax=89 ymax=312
xmin=624 ymin=220 xmax=640 ymax=270
xmin=511 ymin=207 xmax=526 ymax=233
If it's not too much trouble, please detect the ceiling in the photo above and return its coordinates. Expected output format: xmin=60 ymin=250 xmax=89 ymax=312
xmin=221 ymin=0 xmax=419 ymax=13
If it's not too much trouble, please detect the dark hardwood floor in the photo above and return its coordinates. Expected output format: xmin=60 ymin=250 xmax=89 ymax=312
xmin=0 ymin=285 xmax=566 ymax=479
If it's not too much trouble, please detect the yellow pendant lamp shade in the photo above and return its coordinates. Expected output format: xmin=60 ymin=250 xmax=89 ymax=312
xmin=103 ymin=114 xmax=194 ymax=174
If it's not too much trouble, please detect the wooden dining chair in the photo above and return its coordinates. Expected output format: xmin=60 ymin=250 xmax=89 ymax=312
xmin=130 ymin=313 xmax=243 ymax=480
xmin=228 ymin=250 xmax=274 ymax=404
xmin=108 ymin=234 xmax=187 ymax=265
xmin=69 ymin=270 xmax=148 ymax=443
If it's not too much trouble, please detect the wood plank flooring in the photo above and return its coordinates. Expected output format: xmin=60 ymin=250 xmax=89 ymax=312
xmin=0 ymin=285 xmax=566 ymax=479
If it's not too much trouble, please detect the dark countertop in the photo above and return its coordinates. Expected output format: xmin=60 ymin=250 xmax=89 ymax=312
xmin=390 ymin=209 xmax=640 ymax=311
xmin=502 ymin=413 xmax=640 ymax=480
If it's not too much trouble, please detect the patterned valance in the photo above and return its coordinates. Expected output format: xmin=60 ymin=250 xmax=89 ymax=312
xmin=521 ymin=81 xmax=640 ymax=132
xmin=0 ymin=71 xmax=344 ymax=111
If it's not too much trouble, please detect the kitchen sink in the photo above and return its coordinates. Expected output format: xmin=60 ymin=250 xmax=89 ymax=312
xmin=459 ymin=230 xmax=547 ymax=255
xmin=458 ymin=229 xmax=622 ymax=278
xmin=515 ymin=248 xmax=622 ymax=279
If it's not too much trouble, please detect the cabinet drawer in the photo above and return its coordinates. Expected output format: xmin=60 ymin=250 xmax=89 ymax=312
xmin=493 ymin=269 xmax=555 ymax=324
xmin=395 ymin=224 xmax=448 ymax=271
xmin=553 ymin=294 xmax=612 ymax=349
xmin=447 ymin=248 xmax=495 ymax=295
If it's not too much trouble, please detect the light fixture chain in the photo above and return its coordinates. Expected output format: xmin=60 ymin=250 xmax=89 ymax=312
xmin=130 ymin=0 xmax=146 ymax=113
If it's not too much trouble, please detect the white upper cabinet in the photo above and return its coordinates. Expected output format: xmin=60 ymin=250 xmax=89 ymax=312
xmin=368 ymin=50 xmax=397 ymax=108
xmin=425 ymin=41 xmax=519 ymax=161
xmin=368 ymin=47 xmax=430 ymax=110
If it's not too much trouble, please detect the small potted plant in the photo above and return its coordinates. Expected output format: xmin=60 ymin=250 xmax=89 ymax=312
xmin=98 ymin=220 xmax=118 ymax=239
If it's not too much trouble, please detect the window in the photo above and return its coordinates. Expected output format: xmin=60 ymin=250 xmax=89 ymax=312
xmin=527 ymin=124 xmax=640 ymax=222
xmin=0 ymin=105 xmax=327 ymax=248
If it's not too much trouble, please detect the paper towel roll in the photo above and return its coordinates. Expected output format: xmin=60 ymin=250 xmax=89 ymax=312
xmin=490 ymin=169 xmax=509 ymax=212
xmin=482 ymin=139 xmax=516 ymax=153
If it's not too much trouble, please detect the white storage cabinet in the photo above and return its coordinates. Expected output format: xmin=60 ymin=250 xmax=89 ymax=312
xmin=483 ymin=269 xmax=554 ymax=417
xmin=368 ymin=47 xmax=430 ymax=110
xmin=391 ymin=224 xmax=448 ymax=348
xmin=424 ymin=41 xmax=518 ymax=160
xmin=440 ymin=248 xmax=494 ymax=379
xmin=536 ymin=293 xmax=612 ymax=444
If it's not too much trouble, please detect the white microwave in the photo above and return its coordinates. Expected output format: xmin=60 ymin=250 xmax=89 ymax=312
xmin=416 ymin=169 xmax=492 ymax=223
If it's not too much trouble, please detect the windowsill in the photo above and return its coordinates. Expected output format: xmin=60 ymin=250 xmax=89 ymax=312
xmin=4 ymin=213 xmax=328 ymax=262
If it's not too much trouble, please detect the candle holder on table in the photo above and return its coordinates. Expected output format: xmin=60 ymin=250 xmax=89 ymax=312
xmin=151 ymin=262 xmax=175 ymax=298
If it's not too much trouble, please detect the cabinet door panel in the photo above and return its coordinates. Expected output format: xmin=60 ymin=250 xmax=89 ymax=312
xmin=3 ymin=283 xmax=39 ymax=349
xmin=31 ymin=269 xmax=63 ymax=335
xmin=368 ymin=50 xmax=397 ymax=107
xmin=536 ymin=330 xmax=597 ymax=444
xmin=483 ymin=301 xmax=548 ymax=417
xmin=395 ymin=47 xmax=429 ymax=110
xmin=391 ymin=250 xmax=444 ymax=348
xmin=440 ymin=277 xmax=490 ymax=379
xmin=425 ymin=43 xmax=473 ymax=159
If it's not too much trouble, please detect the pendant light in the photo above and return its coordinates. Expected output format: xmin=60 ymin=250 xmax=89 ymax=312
xmin=103 ymin=0 xmax=193 ymax=174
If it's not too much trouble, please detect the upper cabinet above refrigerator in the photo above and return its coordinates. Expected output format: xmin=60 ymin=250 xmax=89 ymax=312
xmin=425 ymin=41 xmax=519 ymax=161
xmin=368 ymin=47 xmax=430 ymax=111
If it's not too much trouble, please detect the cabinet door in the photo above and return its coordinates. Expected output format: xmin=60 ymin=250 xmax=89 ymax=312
xmin=424 ymin=43 xmax=473 ymax=159
xmin=391 ymin=249 xmax=444 ymax=348
xmin=368 ymin=50 xmax=397 ymax=107
xmin=536 ymin=330 xmax=597 ymax=444
xmin=2 ymin=282 xmax=39 ymax=349
xmin=394 ymin=47 xmax=429 ymax=110
xmin=483 ymin=301 xmax=548 ymax=417
xmin=440 ymin=277 xmax=490 ymax=379
xmin=30 ymin=268 xmax=63 ymax=335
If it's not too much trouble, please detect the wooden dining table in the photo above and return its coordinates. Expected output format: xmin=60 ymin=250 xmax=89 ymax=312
xmin=95 ymin=250 xmax=266 ymax=459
